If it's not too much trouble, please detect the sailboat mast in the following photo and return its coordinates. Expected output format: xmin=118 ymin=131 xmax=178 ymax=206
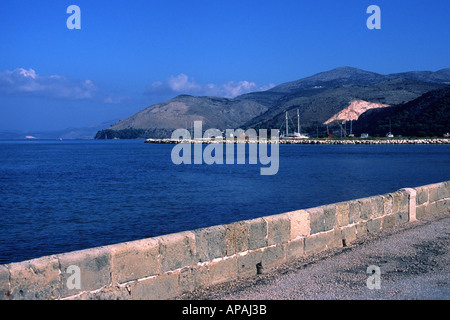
xmin=297 ymin=109 xmax=300 ymax=134
xmin=286 ymin=112 xmax=289 ymax=136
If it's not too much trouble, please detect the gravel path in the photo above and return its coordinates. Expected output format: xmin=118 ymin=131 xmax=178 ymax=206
xmin=179 ymin=212 xmax=450 ymax=300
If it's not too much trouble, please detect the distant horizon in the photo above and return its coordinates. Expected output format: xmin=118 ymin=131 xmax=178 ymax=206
xmin=1 ymin=0 xmax=449 ymax=131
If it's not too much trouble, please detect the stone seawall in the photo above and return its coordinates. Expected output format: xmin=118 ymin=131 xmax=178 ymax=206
xmin=144 ymin=138 xmax=450 ymax=145
xmin=1 ymin=181 xmax=449 ymax=300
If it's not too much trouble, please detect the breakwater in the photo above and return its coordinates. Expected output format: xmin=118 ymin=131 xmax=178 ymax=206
xmin=0 ymin=181 xmax=449 ymax=300
xmin=144 ymin=138 xmax=450 ymax=144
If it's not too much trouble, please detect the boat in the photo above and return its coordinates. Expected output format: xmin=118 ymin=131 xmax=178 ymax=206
xmin=386 ymin=119 xmax=394 ymax=138
xmin=280 ymin=109 xmax=309 ymax=139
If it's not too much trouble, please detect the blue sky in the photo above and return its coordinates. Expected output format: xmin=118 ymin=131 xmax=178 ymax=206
xmin=0 ymin=0 xmax=449 ymax=131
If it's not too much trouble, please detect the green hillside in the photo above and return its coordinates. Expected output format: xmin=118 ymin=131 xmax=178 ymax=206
xmin=353 ymin=86 xmax=450 ymax=137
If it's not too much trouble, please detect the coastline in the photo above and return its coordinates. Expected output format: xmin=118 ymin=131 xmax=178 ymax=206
xmin=144 ymin=138 xmax=450 ymax=145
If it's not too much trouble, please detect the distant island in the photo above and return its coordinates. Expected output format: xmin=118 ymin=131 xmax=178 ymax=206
xmin=95 ymin=67 xmax=450 ymax=140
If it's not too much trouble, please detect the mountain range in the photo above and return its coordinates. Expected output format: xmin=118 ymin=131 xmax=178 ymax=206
xmin=0 ymin=120 xmax=118 ymax=140
xmin=95 ymin=67 xmax=450 ymax=139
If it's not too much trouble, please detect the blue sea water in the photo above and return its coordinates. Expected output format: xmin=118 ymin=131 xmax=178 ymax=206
xmin=0 ymin=140 xmax=449 ymax=264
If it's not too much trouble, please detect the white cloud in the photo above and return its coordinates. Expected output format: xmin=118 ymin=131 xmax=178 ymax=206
xmin=167 ymin=74 xmax=202 ymax=92
xmin=103 ymin=96 xmax=129 ymax=104
xmin=148 ymin=74 xmax=275 ymax=98
xmin=18 ymin=68 xmax=37 ymax=79
xmin=0 ymin=68 xmax=97 ymax=100
xmin=221 ymin=81 xmax=258 ymax=97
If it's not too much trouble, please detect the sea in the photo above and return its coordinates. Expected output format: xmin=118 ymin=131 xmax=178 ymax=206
xmin=0 ymin=139 xmax=449 ymax=264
